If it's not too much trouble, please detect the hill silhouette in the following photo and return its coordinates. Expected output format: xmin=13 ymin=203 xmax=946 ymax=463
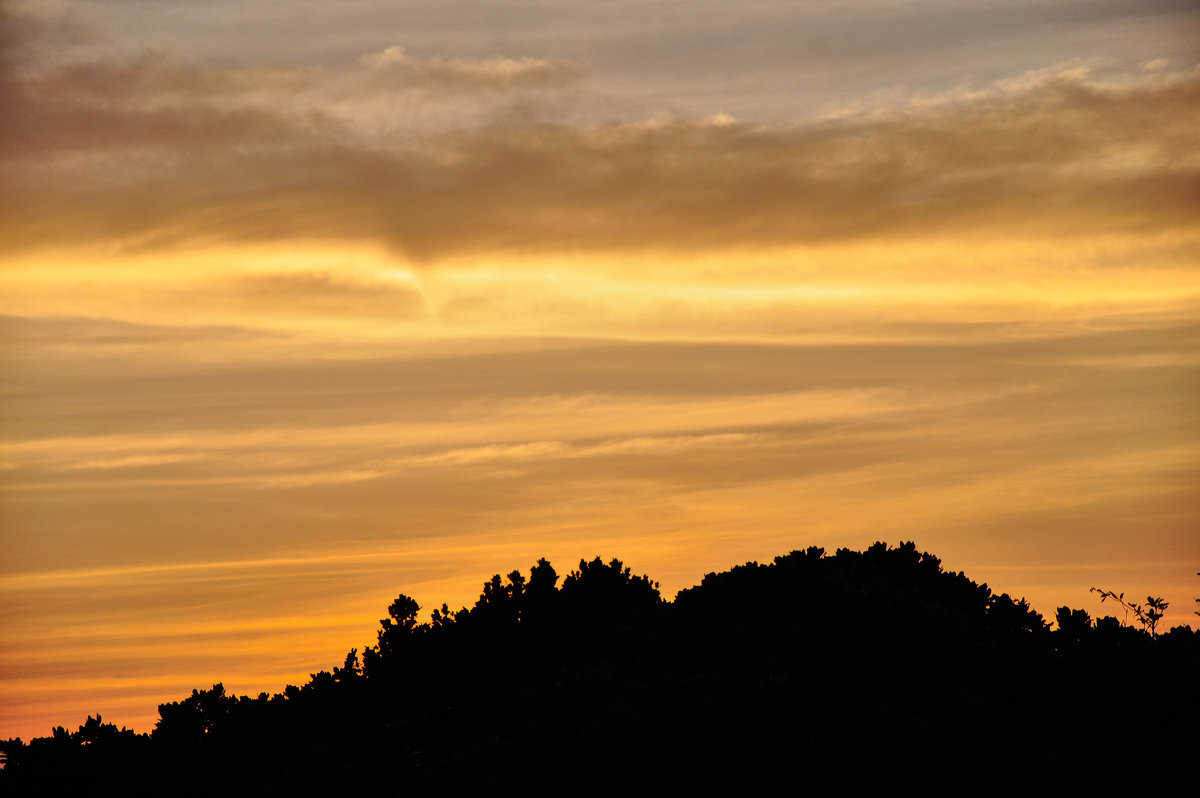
xmin=2 ymin=542 xmax=1196 ymax=792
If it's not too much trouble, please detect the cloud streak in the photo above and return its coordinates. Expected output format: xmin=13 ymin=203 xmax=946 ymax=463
xmin=361 ymin=45 xmax=581 ymax=89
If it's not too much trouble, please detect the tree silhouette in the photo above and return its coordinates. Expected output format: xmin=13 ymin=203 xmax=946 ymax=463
xmin=559 ymin=556 xmax=661 ymax=625
xmin=3 ymin=542 xmax=1196 ymax=792
xmin=362 ymin=593 xmax=421 ymax=677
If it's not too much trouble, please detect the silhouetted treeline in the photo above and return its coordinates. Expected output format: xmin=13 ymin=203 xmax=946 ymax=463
xmin=3 ymin=543 xmax=1196 ymax=792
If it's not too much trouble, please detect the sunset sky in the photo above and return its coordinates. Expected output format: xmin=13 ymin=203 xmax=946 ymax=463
xmin=2 ymin=0 xmax=1198 ymax=740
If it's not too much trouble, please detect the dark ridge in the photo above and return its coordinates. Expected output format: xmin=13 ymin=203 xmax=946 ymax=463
xmin=2 ymin=542 xmax=1196 ymax=792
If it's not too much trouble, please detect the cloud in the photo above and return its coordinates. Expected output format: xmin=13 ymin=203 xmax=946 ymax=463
xmin=0 ymin=97 xmax=306 ymax=160
xmin=28 ymin=51 xmax=319 ymax=103
xmin=232 ymin=271 xmax=429 ymax=319
xmin=361 ymin=45 xmax=581 ymax=89
xmin=2 ymin=0 xmax=1196 ymax=259
xmin=0 ymin=46 xmax=337 ymax=161
xmin=7 ymin=65 xmax=1200 ymax=258
xmin=13 ymin=316 xmax=1192 ymax=492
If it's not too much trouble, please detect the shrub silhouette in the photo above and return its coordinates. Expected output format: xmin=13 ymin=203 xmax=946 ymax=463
xmin=1091 ymin=587 xmax=1170 ymax=636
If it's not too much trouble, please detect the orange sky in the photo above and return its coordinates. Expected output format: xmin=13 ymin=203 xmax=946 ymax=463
xmin=2 ymin=0 xmax=1198 ymax=740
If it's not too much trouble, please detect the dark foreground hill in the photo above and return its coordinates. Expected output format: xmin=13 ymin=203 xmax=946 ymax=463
xmin=3 ymin=542 xmax=1196 ymax=792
